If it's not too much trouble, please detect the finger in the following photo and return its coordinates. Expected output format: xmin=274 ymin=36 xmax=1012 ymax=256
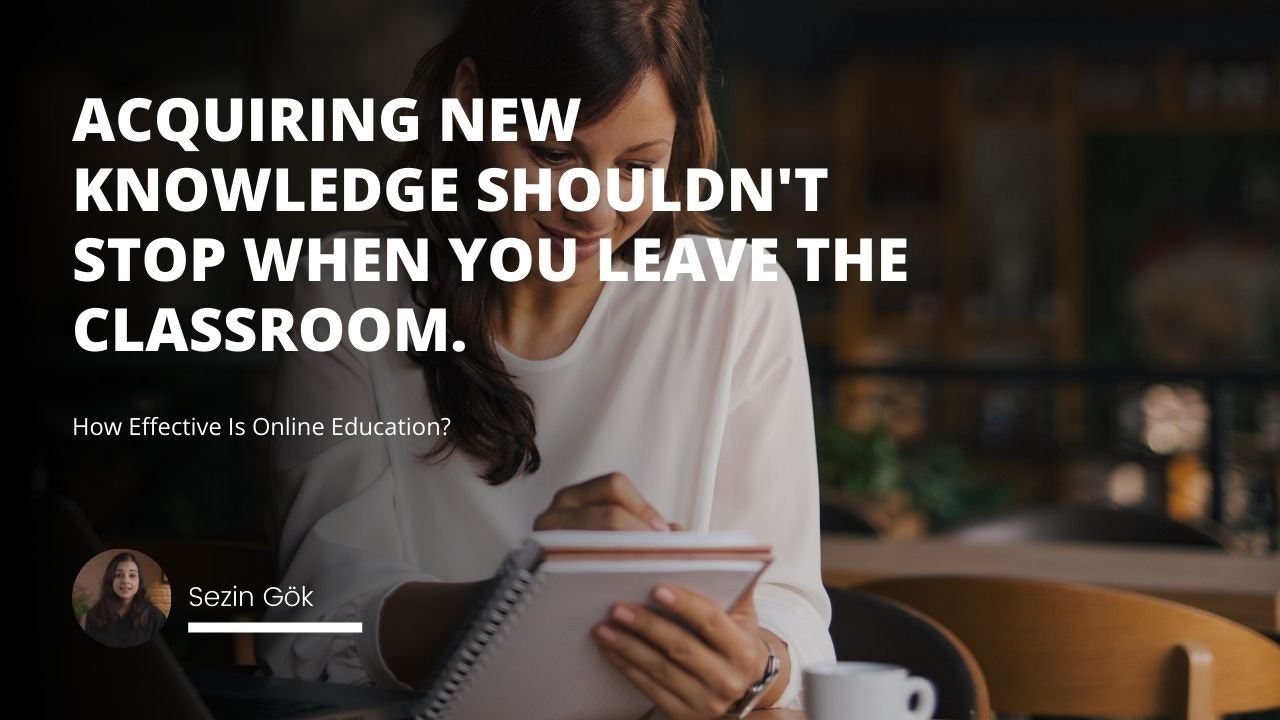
xmin=597 ymin=646 xmax=697 ymax=720
xmin=595 ymin=624 xmax=729 ymax=718
xmin=594 ymin=622 xmax=704 ymax=700
xmin=608 ymin=603 xmax=745 ymax=703
xmin=553 ymin=473 xmax=667 ymax=531
xmin=533 ymin=506 xmax=656 ymax=531
xmin=532 ymin=510 xmax=557 ymax=531
xmin=580 ymin=505 xmax=656 ymax=531
xmin=651 ymin=584 xmax=745 ymax=658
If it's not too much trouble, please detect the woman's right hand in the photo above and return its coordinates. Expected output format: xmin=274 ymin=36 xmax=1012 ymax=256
xmin=533 ymin=472 xmax=672 ymax=532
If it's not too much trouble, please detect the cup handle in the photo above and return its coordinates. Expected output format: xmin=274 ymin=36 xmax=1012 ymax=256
xmin=905 ymin=676 xmax=937 ymax=720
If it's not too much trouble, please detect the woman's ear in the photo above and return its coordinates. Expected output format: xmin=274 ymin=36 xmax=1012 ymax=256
xmin=451 ymin=57 xmax=481 ymax=104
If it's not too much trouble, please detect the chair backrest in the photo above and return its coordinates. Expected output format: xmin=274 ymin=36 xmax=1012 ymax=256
xmin=820 ymin=501 xmax=878 ymax=536
xmin=827 ymin=587 xmax=990 ymax=720
xmin=860 ymin=576 xmax=1280 ymax=718
xmin=946 ymin=504 xmax=1226 ymax=548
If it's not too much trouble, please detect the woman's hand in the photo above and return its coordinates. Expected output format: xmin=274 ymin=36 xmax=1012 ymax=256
xmin=592 ymin=584 xmax=789 ymax=719
xmin=533 ymin=472 xmax=671 ymax=531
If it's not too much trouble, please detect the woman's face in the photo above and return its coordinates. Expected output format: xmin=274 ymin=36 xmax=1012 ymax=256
xmin=112 ymin=560 xmax=139 ymax=601
xmin=481 ymin=69 xmax=677 ymax=286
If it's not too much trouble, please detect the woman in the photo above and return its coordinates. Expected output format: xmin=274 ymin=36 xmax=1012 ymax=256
xmin=81 ymin=551 xmax=166 ymax=648
xmin=261 ymin=0 xmax=835 ymax=716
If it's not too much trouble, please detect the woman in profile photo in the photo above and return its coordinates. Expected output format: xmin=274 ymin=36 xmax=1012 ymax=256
xmin=81 ymin=551 xmax=167 ymax=648
xmin=263 ymin=0 xmax=836 ymax=716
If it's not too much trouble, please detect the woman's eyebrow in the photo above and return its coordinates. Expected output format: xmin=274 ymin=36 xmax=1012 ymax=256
xmin=621 ymin=139 xmax=670 ymax=153
xmin=521 ymin=131 xmax=669 ymax=152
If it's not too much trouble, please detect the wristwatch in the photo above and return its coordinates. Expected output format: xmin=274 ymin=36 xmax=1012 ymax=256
xmin=724 ymin=636 xmax=781 ymax=718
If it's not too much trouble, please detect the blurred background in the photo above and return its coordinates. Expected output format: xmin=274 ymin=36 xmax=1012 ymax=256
xmin=17 ymin=0 xmax=1278 ymax=582
xmin=709 ymin=0 xmax=1279 ymax=551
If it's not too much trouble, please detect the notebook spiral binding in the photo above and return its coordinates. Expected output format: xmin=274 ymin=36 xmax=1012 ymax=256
xmin=416 ymin=553 xmax=545 ymax=720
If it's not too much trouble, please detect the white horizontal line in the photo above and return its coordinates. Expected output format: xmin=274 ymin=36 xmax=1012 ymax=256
xmin=187 ymin=622 xmax=362 ymax=634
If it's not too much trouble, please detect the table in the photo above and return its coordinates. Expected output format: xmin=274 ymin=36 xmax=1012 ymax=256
xmin=822 ymin=537 xmax=1280 ymax=632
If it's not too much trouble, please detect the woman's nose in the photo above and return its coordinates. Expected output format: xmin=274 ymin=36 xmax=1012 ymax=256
xmin=560 ymin=170 xmax=617 ymax=237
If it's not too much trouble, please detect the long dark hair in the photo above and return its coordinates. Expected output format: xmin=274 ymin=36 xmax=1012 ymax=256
xmin=85 ymin=551 xmax=158 ymax=633
xmin=390 ymin=0 xmax=724 ymax=485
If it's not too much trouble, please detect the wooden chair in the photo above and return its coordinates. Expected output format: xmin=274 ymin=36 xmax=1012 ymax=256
xmin=827 ymin=587 xmax=991 ymax=720
xmin=859 ymin=576 xmax=1280 ymax=719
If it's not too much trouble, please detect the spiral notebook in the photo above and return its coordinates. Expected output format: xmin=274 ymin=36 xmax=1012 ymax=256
xmin=413 ymin=531 xmax=772 ymax=720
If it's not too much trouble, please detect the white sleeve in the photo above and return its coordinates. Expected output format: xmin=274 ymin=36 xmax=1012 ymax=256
xmin=257 ymin=265 xmax=433 ymax=689
xmin=706 ymin=269 xmax=836 ymax=709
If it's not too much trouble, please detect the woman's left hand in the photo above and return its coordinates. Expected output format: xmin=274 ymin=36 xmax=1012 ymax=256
xmin=592 ymin=584 xmax=784 ymax=719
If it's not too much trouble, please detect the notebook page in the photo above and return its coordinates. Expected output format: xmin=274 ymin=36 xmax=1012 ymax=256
xmin=440 ymin=557 xmax=766 ymax=720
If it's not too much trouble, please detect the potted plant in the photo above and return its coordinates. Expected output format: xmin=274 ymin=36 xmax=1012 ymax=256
xmin=816 ymin=420 xmax=1007 ymax=537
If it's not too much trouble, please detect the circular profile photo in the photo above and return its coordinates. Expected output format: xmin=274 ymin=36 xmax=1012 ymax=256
xmin=72 ymin=549 xmax=171 ymax=648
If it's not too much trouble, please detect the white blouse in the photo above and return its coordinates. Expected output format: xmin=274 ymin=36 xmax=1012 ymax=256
xmin=258 ymin=232 xmax=836 ymax=710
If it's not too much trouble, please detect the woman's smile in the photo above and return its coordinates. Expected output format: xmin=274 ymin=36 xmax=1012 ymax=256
xmin=537 ymin=220 xmax=606 ymax=262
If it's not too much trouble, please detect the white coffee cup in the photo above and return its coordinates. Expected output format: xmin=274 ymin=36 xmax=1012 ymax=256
xmin=803 ymin=662 xmax=937 ymax=720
